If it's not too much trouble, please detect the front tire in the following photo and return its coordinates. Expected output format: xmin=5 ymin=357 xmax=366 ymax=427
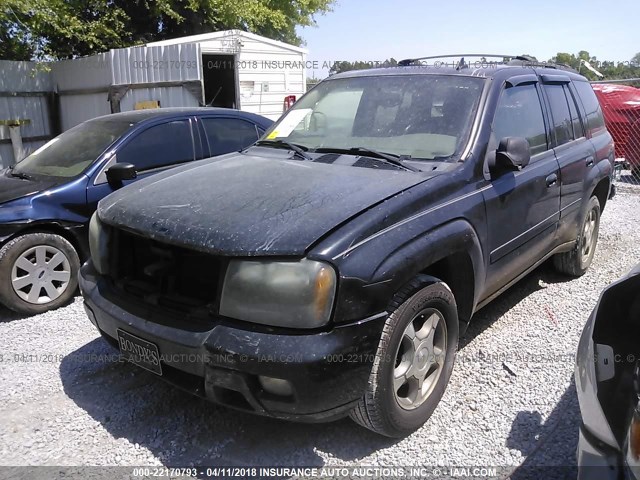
xmin=553 ymin=196 xmax=601 ymax=277
xmin=350 ymin=276 xmax=459 ymax=437
xmin=0 ymin=233 xmax=80 ymax=315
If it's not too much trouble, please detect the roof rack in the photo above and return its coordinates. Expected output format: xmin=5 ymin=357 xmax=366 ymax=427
xmin=397 ymin=54 xmax=578 ymax=73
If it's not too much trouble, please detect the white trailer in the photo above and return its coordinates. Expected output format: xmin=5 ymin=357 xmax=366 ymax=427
xmin=146 ymin=30 xmax=308 ymax=120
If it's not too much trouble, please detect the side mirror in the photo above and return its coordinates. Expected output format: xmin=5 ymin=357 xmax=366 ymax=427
xmin=106 ymin=163 xmax=137 ymax=189
xmin=489 ymin=137 xmax=531 ymax=177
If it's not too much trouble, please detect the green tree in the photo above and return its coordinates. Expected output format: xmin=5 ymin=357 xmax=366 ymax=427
xmin=549 ymin=51 xmax=640 ymax=80
xmin=0 ymin=0 xmax=334 ymax=60
xmin=0 ymin=18 xmax=34 ymax=61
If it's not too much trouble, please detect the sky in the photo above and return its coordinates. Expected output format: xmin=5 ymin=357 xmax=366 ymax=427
xmin=297 ymin=0 xmax=640 ymax=78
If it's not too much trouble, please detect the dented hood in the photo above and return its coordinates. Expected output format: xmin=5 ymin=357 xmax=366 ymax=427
xmin=98 ymin=153 xmax=432 ymax=256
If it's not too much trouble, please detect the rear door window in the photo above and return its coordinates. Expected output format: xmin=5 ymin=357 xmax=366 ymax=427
xmin=567 ymin=86 xmax=585 ymax=139
xmin=202 ymin=118 xmax=261 ymax=156
xmin=118 ymin=120 xmax=195 ymax=171
xmin=574 ymin=81 xmax=606 ymax=135
xmin=544 ymin=84 xmax=574 ymax=146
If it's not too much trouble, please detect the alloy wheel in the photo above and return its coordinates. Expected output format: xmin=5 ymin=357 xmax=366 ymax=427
xmin=581 ymin=208 xmax=598 ymax=263
xmin=393 ymin=308 xmax=448 ymax=410
xmin=11 ymin=245 xmax=72 ymax=304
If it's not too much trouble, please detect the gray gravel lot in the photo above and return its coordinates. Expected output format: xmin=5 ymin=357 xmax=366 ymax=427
xmin=0 ymin=190 xmax=639 ymax=476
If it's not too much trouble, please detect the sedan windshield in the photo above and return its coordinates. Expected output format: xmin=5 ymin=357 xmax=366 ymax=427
xmin=13 ymin=119 xmax=134 ymax=178
xmin=263 ymin=74 xmax=485 ymax=160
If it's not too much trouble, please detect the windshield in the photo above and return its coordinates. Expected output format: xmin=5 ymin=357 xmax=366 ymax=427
xmin=13 ymin=119 xmax=134 ymax=178
xmin=263 ymin=74 xmax=485 ymax=160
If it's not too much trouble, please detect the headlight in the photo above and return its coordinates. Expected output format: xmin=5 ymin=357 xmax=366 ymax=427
xmin=219 ymin=258 xmax=336 ymax=328
xmin=89 ymin=213 xmax=110 ymax=275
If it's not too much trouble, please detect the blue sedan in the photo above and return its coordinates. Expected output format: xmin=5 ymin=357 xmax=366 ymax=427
xmin=0 ymin=108 xmax=272 ymax=314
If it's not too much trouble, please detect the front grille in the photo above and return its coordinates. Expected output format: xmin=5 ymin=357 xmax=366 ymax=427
xmin=109 ymin=229 xmax=223 ymax=318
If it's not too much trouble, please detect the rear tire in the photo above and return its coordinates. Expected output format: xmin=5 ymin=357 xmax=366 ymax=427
xmin=350 ymin=276 xmax=459 ymax=438
xmin=553 ymin=196 xmax=601 ymax=277
xmin=0 ymin=233 xmax=80 ymax=315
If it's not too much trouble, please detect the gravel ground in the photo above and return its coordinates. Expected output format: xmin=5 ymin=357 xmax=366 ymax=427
xmin=1 ymin=190 xmax=639 ymax=477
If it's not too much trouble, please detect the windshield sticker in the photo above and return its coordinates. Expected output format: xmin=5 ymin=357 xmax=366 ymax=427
xmin=268 ymin=109 xmax=312 ymax=139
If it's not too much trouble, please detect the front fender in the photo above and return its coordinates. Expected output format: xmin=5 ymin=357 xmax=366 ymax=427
xmin=330 ymin=219 xmax=485 ymax=325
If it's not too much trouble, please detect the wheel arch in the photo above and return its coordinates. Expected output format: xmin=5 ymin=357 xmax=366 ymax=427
xmin=370 ymin=219 xmax=485 ymax=332
xmin=419 ymin=252 xmax=476 ymax=330
xmin=1 ymin=223 xmax=87 ymax=261
xmin=591 ymin=177 xmax=610 ymax=213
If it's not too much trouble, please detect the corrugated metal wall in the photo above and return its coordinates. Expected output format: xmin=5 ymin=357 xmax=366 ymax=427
xmin=48 ymin=45 xmax=203 ymax=131
xmin=0 ymin=61 xmax=54 ymax=168
xmin=110 ymin=44 xmax=202 ymax=112
xmin=51 ymin=53 xmax=112 ymax=131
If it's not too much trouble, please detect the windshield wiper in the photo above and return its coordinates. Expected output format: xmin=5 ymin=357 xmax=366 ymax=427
xmin=313 ymin=147 xmax=420 ymax=172
xmin=254 ymin=139 xmax=312 ymax=161
xmin=7 ymin=166 xmax=34 ymax=180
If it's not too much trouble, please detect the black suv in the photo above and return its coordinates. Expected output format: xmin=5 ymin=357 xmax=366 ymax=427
xmin=80 ymin=56 xmax=615 ymax=437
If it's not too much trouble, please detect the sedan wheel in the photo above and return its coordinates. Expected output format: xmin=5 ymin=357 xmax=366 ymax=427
xmin=12 ymin=245 xmax=72 ymax=304
xmin=0 ymin=233 xmax=80 ymax=314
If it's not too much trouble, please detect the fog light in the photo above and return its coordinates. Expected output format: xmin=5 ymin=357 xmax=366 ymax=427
xmin=258 ymin=376 xmax=294 ymax=397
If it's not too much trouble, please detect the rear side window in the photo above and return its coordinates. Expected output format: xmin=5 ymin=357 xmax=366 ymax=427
xmin=493 ymin=84 xmax=548 ymax=156
xmin=567 ymin=87 xmax=585 ymax=139
xmin=118 ymin=120 xmax=195 ymax=171
xmin=202 ymin=118 xmax=260 ymax=156
xmin=573 ymin=81 xmax=606 ymax=135
xmin=544 ymin=84 xmax=573 ymax=146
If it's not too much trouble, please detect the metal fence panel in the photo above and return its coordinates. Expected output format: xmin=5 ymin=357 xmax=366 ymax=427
xmin=0 ymin=61 xmax=54 ymax=167
xmin=51 ymin=53 xmax=112 ymax=90
xmin=119 ymin=87 xmax=199 ymax=111
xmin=51 ymin=53 xmax=112 ymax=130
xmin=58 ymin=93 xmax=111 ymax=131
xmin=111 ymin=44 xmax=203 ymax=111
xmin=592 ymin=80 xmax=640 ymax=187
xmin=110 ymin=44 xmax=202 ymax=84
xmin=0 ymin=60 xmax=53 ymax=92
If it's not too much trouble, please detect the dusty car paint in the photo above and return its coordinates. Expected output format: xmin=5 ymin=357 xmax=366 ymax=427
xmin=98 ymin=149 xmax=440 ymax=256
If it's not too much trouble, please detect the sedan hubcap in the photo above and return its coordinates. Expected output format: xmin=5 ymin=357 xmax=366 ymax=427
xmin=11 ymin=245 xmax=71 ymax=304
xmin=581 ymin=208 xmax=598 ymax=263
xmin=393 ymin=308 xmax=447 ymax=410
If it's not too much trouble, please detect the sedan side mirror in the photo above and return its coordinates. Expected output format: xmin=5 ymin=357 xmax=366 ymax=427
xmin=489 ymin=137 xmax=531 ymax=177
xmin=106 ymin=163 xmax=137 ymax=189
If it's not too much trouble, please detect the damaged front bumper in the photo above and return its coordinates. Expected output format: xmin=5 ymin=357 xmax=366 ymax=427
xmin=79 ymin=262 xmax=385 ymax=422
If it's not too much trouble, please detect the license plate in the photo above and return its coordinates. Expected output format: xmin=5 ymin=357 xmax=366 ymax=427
xmin=117 ymin=329 xmax=162 ymax=376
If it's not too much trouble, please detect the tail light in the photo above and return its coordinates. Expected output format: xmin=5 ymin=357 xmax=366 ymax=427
xmin=283 ymin=95 xmax=297 ymax=112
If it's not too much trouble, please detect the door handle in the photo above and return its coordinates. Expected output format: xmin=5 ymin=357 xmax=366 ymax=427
xmin=546 ymin=173 xmax=558 ymax=188
xmin=586 ymin=156 xmax=595 ymax=167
